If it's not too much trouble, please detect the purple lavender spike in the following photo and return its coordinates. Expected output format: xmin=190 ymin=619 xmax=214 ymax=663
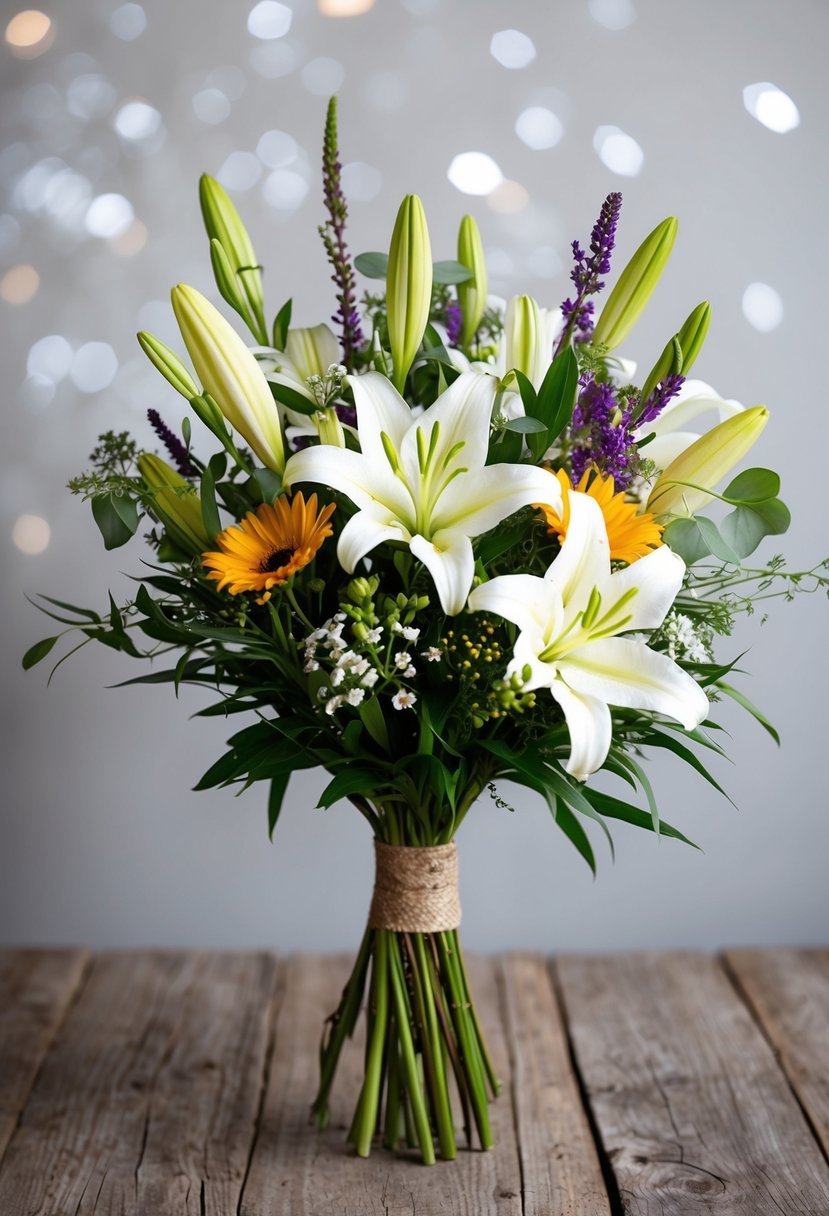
xmin=147 ymin=409 xmax=196 ymax=477
xmin=319 ymin=98 xmax=364 ymax=369
xmin=557 ymin=192 xmax=623 ymax=353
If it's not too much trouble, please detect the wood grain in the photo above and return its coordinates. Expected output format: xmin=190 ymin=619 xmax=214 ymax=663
xmin=0 ymin=950 xmax=90 ymax=1162
xmin=556 ymin=951 xmax=829 ymax=1214
xmin=0 ymin=951 xmax=278 ymax=1215
xmin=726 ymin=948 xmax=829 ymax=1159
xmin=239 ymin=952 xmax=524 ymax=1216
xmin=499 ymin=953 xmax=610 ymax=1216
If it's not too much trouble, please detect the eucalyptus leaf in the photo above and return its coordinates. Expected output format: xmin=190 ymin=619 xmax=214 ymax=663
xmin=720 ymin=498 xmax=790 ymax=558
xmin=663 ymin=515 xmax=740 ymax=566
xmin=723 ymin=466 xmax=780 ymax=505
xmin=91 ymin=492 xmax=139 ymax=550
xmin=431 ymin=259 xmax=473 ymax=285
xmin=354 ymin=251 xmax=389 ymax=279
xmin=504 ymin=415 xmax=548 ymax=434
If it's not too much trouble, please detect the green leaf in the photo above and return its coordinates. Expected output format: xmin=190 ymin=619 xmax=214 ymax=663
xmin=487 ymin=430 xmax=524 ymax=464
xmin=528 ymin=347 xmax=579 ymax=461
xmin=268 ymin=770 xmax=291 ymax=840
xmin=318 ymin=768 xmax=379 ymax=809
xmin=720 ymin=498 xmax=790 ymax=559
xmin=431 ymin=259 xmax=472 ymax=285
xmin=717 ymin=681 xmax=780 ymax=745
xmin=550 ymin=800 xmax=597 ymax=875
xmin=723 ymin=467 xmax=780 ymax=504
xmin=272 ymin=297 xmax=292 ymax=349
xmin=22 ymin=635 xmax=59 ymax=670
xmin=584 ymin=789 xmax=700 ymax=849
xmin=91 ymin=492 xmax=139 ymax=550
xmin=358 ymin=696 xmax=390 ymax=751
xmin=354 ymin=251 xmax=389 ymax=279
xmin=200 ymin=462 xmax=222 ymax=542
xmin=663 ymin=515 xmax=740 ymax=566
xmin=503 ymin=415 xmax=547 ymax=433
xmin=250 ymin=467 xmax=283 ymax=505
xmin=268 ymin=379 xmax=317 ymax=417
xmin=640 ymin=726 xmax=735 ymax=805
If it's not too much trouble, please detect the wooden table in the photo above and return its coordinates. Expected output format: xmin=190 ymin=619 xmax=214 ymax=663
xmin=1 ymin=949 xmax=827 ymax=1214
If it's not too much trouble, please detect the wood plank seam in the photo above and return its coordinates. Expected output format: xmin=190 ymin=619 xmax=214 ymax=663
xmin=720 ymin=951 xmax=829 ymax=1169
xmin=0 ymin=949 xmax=93 ymax=1171
xmin=547 ymin=959 xmax=624 ymax=1216
xmin=493 ymin=959 xmax=527 ymax=1214
xmin=236 ymin=956 xmax=286 ymax=1216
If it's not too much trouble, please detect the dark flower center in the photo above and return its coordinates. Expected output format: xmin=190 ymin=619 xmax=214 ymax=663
xmin=259 ymin=546 xmax=294 ymax=573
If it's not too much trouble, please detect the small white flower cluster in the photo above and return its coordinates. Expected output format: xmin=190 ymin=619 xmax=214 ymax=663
xmin=307 ymin=363 xmax=347 ymax=409
xmin=661 ymin=611 xmax=713 ymax=664
xmin=304 ymin=613 xmax=380 ymax=716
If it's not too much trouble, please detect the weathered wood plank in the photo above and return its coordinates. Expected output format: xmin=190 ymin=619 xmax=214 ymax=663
xmin=0 ymin=950 xmax=90 ymax=1163
xmin=725 ymin=948 xmax=829 ymax=1160
xmin=556 ymin=952 xmax=829 ymax=1214
xmin=0 ymin=951 xmax=278 ymax=1215
xmin=240 ymin=952 xmax=524 ymax=1216
xmin=499 ymin=953 xmax=611 ymax=1216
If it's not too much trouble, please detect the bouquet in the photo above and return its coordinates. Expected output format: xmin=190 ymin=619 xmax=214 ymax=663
xmin=26 ymin=99 xmax=828 ymax=1165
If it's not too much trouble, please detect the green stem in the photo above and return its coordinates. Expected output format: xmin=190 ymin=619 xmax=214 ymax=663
xmin=406 ymin=933 xmax=456 ymax=1159
xmin=313 ymin=926 xmax=372 ymax=1128
xmin=354 ymin=931 xmax=389 ymax=1157
xmin=451 ymin=929 xmax=501 ymax=1098
xmin=438 ymin=932 xmax=493 ymax=1150
xmin=383 ymin=1018 xmax=401 ymax=1151
xmin=387 ymin=932 xmax=436 ymax=1165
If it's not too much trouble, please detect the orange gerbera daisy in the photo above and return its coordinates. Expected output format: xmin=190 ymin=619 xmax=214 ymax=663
xmin=539 ymin=467 xmax=663 ymax=564
xmin=202 ymin=492 xmax=335 ymax=603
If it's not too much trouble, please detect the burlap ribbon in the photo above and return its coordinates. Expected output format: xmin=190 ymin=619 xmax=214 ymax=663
xmin=368 ymin=841 xmax=461 ymax=933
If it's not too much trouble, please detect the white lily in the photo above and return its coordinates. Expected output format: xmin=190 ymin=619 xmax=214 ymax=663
xmin=637 ymin=378 xmax=744 ymax=475
xmin=283 ymin=370 xmax=564 ymax=615
xmin=468 ymin=492 xmax=709 ymax=780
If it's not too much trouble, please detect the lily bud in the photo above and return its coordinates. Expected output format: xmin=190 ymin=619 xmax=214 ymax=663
xmin=504 ymin=294 xmax=541 ymax=383
xmin=639 ymin=334 xmax=683 ymax=408
xmin=199 ymin=174 xmax=266 ymax=341
xmin=456 ymin=215 xmax=488 ymax=347
xmin=171 ymin=284 xmax=285 ymax=473
xmin=676 ymin=300 xmax=711 ymax=375
xmin=313 ymin=406 xmax=346 ymax=448
xmin=138 ymin=453 xmax=211 ymax=554
xmin=594 ymin=216 xmax=678 ymax=350
xmin=386 ymin=194 xmax=433 ymax=393
xmin=284 ymin=324 xmax=340 ymax=381
xmin=137 ymin=331 xmax=199 ymax=399
xmin=647 ymin=404 xmax=769 ymax=517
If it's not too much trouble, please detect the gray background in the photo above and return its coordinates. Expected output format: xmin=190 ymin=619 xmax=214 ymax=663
xmin=2 ymin=0 xmax=827 ymax=952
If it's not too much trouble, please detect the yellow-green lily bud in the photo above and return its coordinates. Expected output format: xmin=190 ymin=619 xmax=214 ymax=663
xmin=594 ymin=216 xmax=678 ymax=351
xmin=457 ymin=214 xmax=488 ymax=347
xmin=313 ymin=406 xmax=346 ymax=447
xmin=209 ymin=237 xmax=248 ymax=319
xmin=284 ymin=324 xmax=340 ymax=381
xmin=504 ymin=294 xmax=541 ymax=384
xmin=138 ymin=453 xmax=210 ymax=555
xmin=647 ymin=405 xmax=769 ymax=517
xmin=386 ymin=193 xmax=432 ymax=393
xmin=639 ymin=334 xmax=683 ymax=408
xmin=171 ymin=284 xmax=285 ymax=473
xmin=199 ymin=173 xmax=266 ymax=340
xmin=137 ymin=331 xmax=199 ymax=399
xmin=676 ymin=300 xmax=711 ymax=374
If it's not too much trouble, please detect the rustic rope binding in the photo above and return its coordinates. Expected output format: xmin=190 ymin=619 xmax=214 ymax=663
xmin=368 ymin=841 xmax=461 ymax=933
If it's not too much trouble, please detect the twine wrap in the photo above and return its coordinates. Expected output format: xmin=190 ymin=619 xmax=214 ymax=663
xmin=368 ymin=842 xmax=461 ymax=933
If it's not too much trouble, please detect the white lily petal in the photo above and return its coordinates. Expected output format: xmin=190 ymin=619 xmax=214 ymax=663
xmin=347 ymin=371 xmax=413 ymax=471
xmin=263 ymin=366 xmax=317 ymax=404
xmin=409 ymin=529 xmax=474 ymax=616
xmin=506 ymin=629 xmax=560 ymax=690
xmin=642 ymin=431 xmax=700 ymax=475
xmin=432 ymin=462 xmax=562 ymax=535
xmin=469 ymin=574 xmax=564 ymax=638
xmin=284 ymin=444 xmax=415 ymax=525
xmin=559 ymin=637 xmax=709 ymax=729
xmin=551 ymin=681 xmax=613 ymax=782
xmin=604 ymin=544 xmax=686 ymax=632
xmin=543 ymin=493 xmax=610 ymax=614
xmin=338 ymin=510 xmax=410 ymax=572
xmin=285 ymin=324 xmax=340 ymax=381
xmin=399 ymin=370 xmax=497 ymax=482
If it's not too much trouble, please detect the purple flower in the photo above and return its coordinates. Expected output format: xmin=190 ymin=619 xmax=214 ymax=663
xmin=147 ymin=409 xmax=195 ymax=477
xmin=445 ymin=300 xmax=462 ymax=346
xmin=637 ymin=373 xmax=685 ymax=426
xmin=570 ymin=375 xmax=637 ymax=489
xmin=557 ymin=192 xmax=623 ymax=352
xmin=318 ymin=98 xmax=364 ymax=370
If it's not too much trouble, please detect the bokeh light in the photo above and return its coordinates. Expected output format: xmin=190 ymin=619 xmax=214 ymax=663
xmin=318 ymin=0 xmax=376 ymax=13
xmin=588 ymin=0 xmax=636 ymax=30
xmin=247 ymin=1 xmax=292 ymax=39
xmin=85 ymin=193 xmax=134 ymax=239
xmin=12 ymin=514 xmax=51 ymax=555
xmin=592 ymin=125 xmax=644 ymax=176
xmin=70 ymin=342 xmax=119 ymax=393
xmin=489 ymin=29 xmax=536 ymax=70
xmin=742 ymin=282 xmax=783 ymax=332
xmin=515 ymin=106 xmax=563 ymax=150
xmin=1 ymin=264 xmax=40 ymax=305
xmin=487 ymin=180 xmax=529 ymax=214
xmin=301 ymin=56 xmax=345 ymax=94
xmin=109 ymin=4 xmax=147 ymax=41
xmin=447 ymin=152 xmax=503 ymax=196
xmin=743 ymin=82 xmax=800 ymax=134
xmin=5 ymin=10 xmax=53 ymax=58
xmin=27 ymin=334 xmax=73 ymax=382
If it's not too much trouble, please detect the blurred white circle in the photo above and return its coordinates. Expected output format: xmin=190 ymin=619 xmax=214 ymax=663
xmin=217 ymin=150 xmax=262 ymax=192
xmin=588 ymin=0 xmax=636 ymax=30
xmin=742 ymin=282 xmax=783 ymax=332
xmin=20 ymin=373 xmax=56 ymax=410
xmin=262 ymin=168 xmax=309 ymax=210
xmin=249 ymin=40 xmax=298 ymax=78
xmin=742 ymin=82 xmax=800 ymax=134
xmin=515 ymin=106 xmax=563 ymax=150
xmin=301 ymin=56 xmax=345 ymax=94
xmin=110 ymin=3 xmax=147 ymax=40
xmin=341 ymin=161 xmax=382 ymax=202
xmin=248 ymin=1 xmax=292 ymax=39
xmin=114 ymin=99 xmax=162 ymax=141
xmin=70 ymin=342 xmax=119 ymax=393
xmin=192 ymin=88 xmax=231 ymax=125
xmin=592 ymin=125 xmax=643 ymax=176
xmin=1 ymin=264 xmax=40 ymax=304
xmin=490 ymin=29 xmax=536 ymax=69
xmin=67 ymin=74 xmax=117 ymax=121
xmin=12 ymin=514 xmax=51 ymax=555
xmin=448 ymin=151 xmax=503 ymax=195
xmin=27 ymin=334 xmax=73 ymax=381
xmin=256 ymin=128 xmax=298 ymax=167
xmin=85 ymin=193 xmax=134 ymax=238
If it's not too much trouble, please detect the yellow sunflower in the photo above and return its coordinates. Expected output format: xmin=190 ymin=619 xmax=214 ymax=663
xmin=202 ymin=491 xmax=335 ymax=603
xmin=539 ymin=467 xmax=663 ymax=564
